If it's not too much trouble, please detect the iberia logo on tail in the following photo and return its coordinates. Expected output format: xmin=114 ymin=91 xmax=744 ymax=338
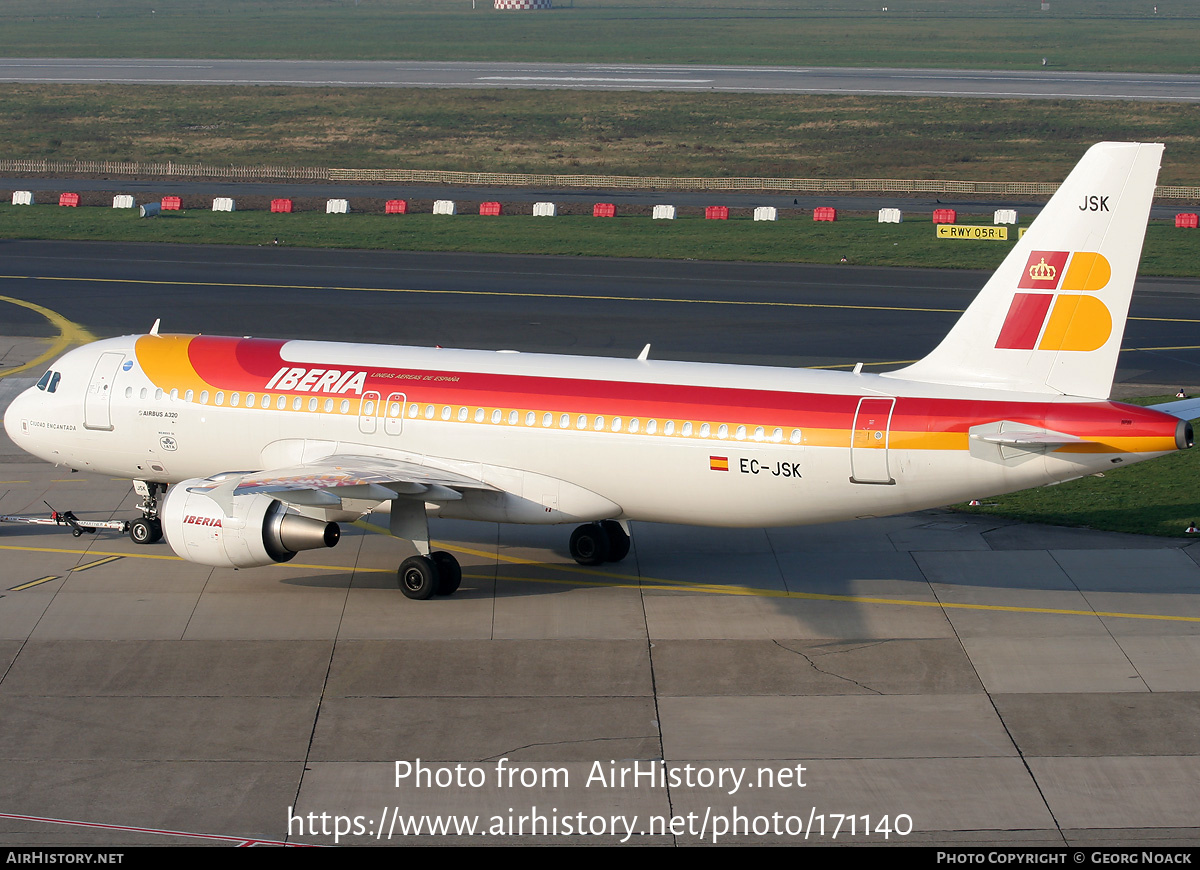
xmin=995 ymin=250 xmax=1113 ymax=351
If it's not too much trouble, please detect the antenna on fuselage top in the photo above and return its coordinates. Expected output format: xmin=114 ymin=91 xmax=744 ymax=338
xmin=637 ymin=344 xmax=651 ymax=361
xmin=149 ymin=319 xmax=160 ymax=336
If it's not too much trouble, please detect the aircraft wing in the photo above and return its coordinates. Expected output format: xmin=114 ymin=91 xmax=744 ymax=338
xmin=187 ymin=454 xmax=495 ymax=512
xmin=1148 ymin=398 xmax=1200 ymax=421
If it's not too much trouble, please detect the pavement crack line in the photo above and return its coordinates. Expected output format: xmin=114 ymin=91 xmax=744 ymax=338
xmin=771 ymin=639 xmax=884 ymax=694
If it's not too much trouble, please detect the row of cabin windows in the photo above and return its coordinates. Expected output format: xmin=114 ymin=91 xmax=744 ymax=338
xmin=404 ymin=402 xmax=802 ymax=444
xmin=124 ymin=388 xmax=804 ymax=444
xmin=126 ymin=385 xmax=352 ymax=414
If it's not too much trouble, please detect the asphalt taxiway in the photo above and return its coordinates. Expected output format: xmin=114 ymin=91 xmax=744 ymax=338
xmin=1 ymin=245 xmax=1200 ymax=846
xmin=3 ymin=59 xmax=1200 ymax=102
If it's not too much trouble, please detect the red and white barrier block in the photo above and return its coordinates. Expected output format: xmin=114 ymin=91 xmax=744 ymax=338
xmin=112 ymin=195 xmax=134 ymax=209
xmin=753 ymin=207 xmax=777 ymax=221
xmin=652 ymin=205 xmax=676 ymax=220
xmin=877 ymin=208 xmax=902 ymax=223
xmin=993 ymin=209 xmax=1017 ymax=225
xmin=533 ymin=202 xmax=557 ymax=217
xmin=212 ymin=197 xmax=236 ymax=212
xmin=433 ymin=200 xmax=457 ymax=216
xmin=11 ymin=191 xmax=33 ymax=205
xmin=326 ymin=199 xmax=350 ymax=214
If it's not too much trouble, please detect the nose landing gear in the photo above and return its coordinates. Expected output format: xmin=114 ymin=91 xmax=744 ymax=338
xmin=129 ymin=480 xmax=164 ymax=544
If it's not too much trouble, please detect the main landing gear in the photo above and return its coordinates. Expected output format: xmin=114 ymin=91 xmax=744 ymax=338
xmin=397 ymin=551 xmax=463 ymax=601
xmin=129 ymin=480 xmax=163 ymax=545
xmin=389 ymin=497 xmax=463 ymax=600
xmin=568 ymin=520 xmax=630 ymax=566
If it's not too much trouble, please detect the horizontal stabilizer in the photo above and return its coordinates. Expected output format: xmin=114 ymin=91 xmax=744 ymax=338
xmin=1149 ymin=398 xmax=1200 ymax=421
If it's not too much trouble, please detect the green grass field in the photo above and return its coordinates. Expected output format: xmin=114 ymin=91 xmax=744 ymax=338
xmin=2 ymin=207 xmax=1198 ymax=277
xmin=5 ymin=84 xmax=1200 ymax=185
xmin=2 ymin=0 xmax=1197 ymax=72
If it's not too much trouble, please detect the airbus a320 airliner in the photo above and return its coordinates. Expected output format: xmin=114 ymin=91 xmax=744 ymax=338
xmin=4 ymin=143 xmax=1195 ymax=599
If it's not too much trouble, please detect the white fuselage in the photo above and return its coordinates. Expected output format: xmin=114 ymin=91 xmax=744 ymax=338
xmin=4 ymin=334 xmax=1181 ymax=528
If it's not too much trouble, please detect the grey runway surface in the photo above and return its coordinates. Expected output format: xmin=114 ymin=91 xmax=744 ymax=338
xmin=1 ymin=240 xmax=1198 ymax=387
xmin=2 ymin=244 xmax=1200 ymax=846
xmin=3 ymin=58 xmax=1200 ymax=101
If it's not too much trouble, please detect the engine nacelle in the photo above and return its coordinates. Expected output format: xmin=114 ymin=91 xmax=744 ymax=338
xmin=161 ymin=478 xmax=340 ymax=569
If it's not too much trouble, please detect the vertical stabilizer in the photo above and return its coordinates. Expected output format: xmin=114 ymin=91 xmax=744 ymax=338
xmin=886 ymin=142 xmax=1163 ymax=398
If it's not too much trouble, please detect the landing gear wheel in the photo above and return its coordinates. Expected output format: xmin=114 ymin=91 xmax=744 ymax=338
xmin=600 ymin=520 xmax=630 ymax=562
xmin=431 ymin=551 xmax=462 ymax=596
xmin=129 ymin=517 xmax=162 ymax=545
xmin=569 ymin=523 xmax=611 ymax=566
xmin=398 ymin=555 xmax=439 ymax=600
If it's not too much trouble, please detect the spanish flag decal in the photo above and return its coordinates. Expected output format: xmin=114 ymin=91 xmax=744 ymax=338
xmin=710 ymin=456 xmax=729 ymax=472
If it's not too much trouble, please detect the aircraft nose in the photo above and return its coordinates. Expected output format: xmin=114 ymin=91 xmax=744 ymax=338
xmin=3 ymin=385 xmax=32 ymax=443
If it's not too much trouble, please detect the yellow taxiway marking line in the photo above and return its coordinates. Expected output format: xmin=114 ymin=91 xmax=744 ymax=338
xmin=2 ymin=540 xmax=1197 ymax=623
xmin=14 ymin=272 xmax=1200 ymax=324
xmin=0 ymin=294 xmax=97 ymax=378
xmin=0 ymin=274 xmax=966 ymax=316
xmin=69 ymin=555 xmax=122 ymax=572
xmin=9 ymin=575 xmax=59 ymax=591
xmin=0 ymin=544 xmax=181 ymax=562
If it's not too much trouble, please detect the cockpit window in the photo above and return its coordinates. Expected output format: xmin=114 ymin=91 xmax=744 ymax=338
xmin=36 ymin=371 xmax=61 ymax=393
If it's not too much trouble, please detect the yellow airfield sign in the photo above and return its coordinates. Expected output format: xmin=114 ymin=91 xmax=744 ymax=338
xmin=935 ymin=225 xmax=1009 ymax=240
